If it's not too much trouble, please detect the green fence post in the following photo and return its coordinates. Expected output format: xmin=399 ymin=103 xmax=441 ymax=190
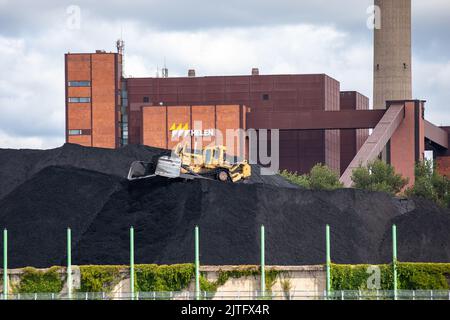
xmin=3 ymin=229 xmax=7 ymax=300
xmin=326 ymin=224 xmax=331 ymax=298
xmin=260 ymin=225 xmax=266 ymax=298
xmin=67 ymin=228 xmax=72 ymax=300
xmin=195 ymin=226 xmax=200 ymax=300
xmin=130 ymin=226 xmax=135 ymax=300
xmin=392 ymin=224 xmax=397 ymax=300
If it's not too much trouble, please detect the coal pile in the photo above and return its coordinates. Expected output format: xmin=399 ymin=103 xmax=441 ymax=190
xmin=0 ymin=143 xmax=296 ymax=202
xmin=0 ymin=144 xmax=449 ymax=268
xmin=0 ymin=143 xmax=170 ymax=201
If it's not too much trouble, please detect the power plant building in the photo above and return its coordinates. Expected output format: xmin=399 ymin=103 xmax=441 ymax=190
xmin=65 ymin=57 xmax=369 ymax=175
xmin=64 ymin=0 xmax=450 ymax=184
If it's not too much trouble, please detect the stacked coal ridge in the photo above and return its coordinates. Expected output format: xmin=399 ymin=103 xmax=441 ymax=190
xmin=0 ymin=143 xmax=449 ymax=268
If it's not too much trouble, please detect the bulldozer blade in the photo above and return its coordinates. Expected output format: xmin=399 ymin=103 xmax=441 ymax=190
xmin=127 ymin=161 xmax=156 ymax=180
xmin=155 ymin=156 xmax=182 ymax=178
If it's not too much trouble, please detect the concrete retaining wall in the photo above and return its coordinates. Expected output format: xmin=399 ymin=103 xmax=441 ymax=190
xmin=1 ymin=265 xmax=326 ymax=300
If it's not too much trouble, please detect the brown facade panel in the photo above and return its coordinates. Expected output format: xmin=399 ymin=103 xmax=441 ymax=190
xmin=67 ymin=103 xmax=91 ymax=130
xmin=325 ymin=129 xmax=341 ymax=173
xmin=68 ymin=87 xmax=91 ymax=97
xmin=66 ymin=54 xmax=92 ymax=146
xmin=278 ymin=130 xmax=326 ymax=173
xmin=437 ymin=156 xmax=450 ymax=177
xmin=126 ymin=74 xmax=337 ymax=114
xmin=246 ymin=110 xmax=384 ymax=130
xmin=339 ymin=91 xmax=370 ymax=174
xmin=142 ymin=106 xmax=167 ymax=149
xmin=438 ymin=127 xmax=450 ymax=156
xmin=128 ymin=104 xmax=144 ymax=144
xmin=66 ymin=54 xmax=91 ymax=81
xmin=340 ymin=129 xmax=357 ymax=175
xmin=167 ymin=106 xmax=191 ymax=149
xmin=390 ymin=101 xmax=425 ymax=188
xmin=68 ymin=135 xmax=92 ymax=147
xmin=91 ymin=54 xmax=117 ymax=149
xmin=191 ymin=105 xmax=216 ymax=150
xmin=324 ymin=74 xmax=341 ymax=172
xmin=216 ymin=105 xmax=243 ymax=156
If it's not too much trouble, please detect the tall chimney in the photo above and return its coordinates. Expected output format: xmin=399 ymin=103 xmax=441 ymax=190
xmin=188 ymin=69 xmax=196 ymax=77
xmin=373 ymin=0 xmax=412 ymax=110
xmin=251 ymin=68 xmax=259 ymax=76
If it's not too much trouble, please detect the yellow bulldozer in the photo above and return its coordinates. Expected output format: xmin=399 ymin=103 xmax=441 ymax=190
xmin=128 ymin=143 xmax=251 ymax=183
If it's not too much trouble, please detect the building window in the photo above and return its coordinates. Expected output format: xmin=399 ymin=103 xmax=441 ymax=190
xmin=68 ymin=129 xmax=83 ymax=135
xmin=262 ymin=94 xmax=270 ymax=101
xmin=68 ymin=97 xmax=91 ymax=103
xmin=143 ymin=96 xmax=150 ymax=103
xmin=68 ymin=81 xmax=91 ymax=87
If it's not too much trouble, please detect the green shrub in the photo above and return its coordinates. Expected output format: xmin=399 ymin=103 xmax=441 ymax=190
xmin=79 ymin=265 xmax=124 ymax=293
xmin=135 ymin=264 xmax=195 ymax=292
xmin=331 ymin=263 xmax=450 ymax=290
xmin=309 ymin=164 xmax=343 ymax=190
xmin=407 ymin=160 xmax=450 ymax=208
xmin=280 ymin=164 xmax=343 ymax=190
xmin=351 ymin=160 xmax=408 ymax=195
xmin=331 ymin=264 xmax=394 ymax=290
xmin=397 ymin=263 xmax=449 ymax=290
xmin=279 ymin=170 xmax=310 ymax=188
xmin=13 ymin=267 xmax=64 ymax=293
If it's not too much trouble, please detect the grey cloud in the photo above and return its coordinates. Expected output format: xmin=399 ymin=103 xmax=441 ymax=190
xmin=0 ymin=0 xmax=378 ymax=35
xmin=0 ymin=0 xmax=449 ymax=148
xmin=2 ymin=1 xmax=449 ymax=58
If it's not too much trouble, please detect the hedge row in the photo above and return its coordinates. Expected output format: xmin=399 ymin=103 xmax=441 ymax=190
xmin=12 ymin=267 xmax=65 ymax=293
xmin=331 ymin=263 xmax=450 ymax=290
xmin=135 ymin=264 xmax=195 ymax=292
xmin=2 ymin=263 xmax=450 ymax=293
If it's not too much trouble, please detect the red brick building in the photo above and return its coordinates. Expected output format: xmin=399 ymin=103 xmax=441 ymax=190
xmin=65 ymin=51 xmax=122 ymax=148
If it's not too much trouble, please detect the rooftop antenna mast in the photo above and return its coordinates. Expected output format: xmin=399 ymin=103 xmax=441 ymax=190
xmin=116 ymin=27 xmax=125 ymax=77
xmin=162 ymin=57 xmax=168 ymax=78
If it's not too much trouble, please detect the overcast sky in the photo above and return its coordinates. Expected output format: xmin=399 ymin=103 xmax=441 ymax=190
xmin=0 ymin=0 xmax=449 ymax=149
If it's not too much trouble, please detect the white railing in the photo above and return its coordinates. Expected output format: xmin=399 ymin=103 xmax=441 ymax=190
xmin=1 ymin=290 xmax=449 ymax=300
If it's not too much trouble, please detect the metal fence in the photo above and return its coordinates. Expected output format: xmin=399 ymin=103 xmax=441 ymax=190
xmin=1 ymin=290 xmax=450 ymax=300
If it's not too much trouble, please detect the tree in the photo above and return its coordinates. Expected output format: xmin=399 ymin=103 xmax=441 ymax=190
xmin=280 ymin=164 xmax=343 ymax=190
xmin=351 ymin=160 xmax=408 ymax=195
xmin=308 ymin=164 xmax=343 ymax=190
xmin=407 ymin=160 xmax=450 ymax=208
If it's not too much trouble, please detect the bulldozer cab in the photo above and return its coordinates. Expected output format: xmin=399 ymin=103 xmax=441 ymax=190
xmin=204 ymin=145 xmax=226 ymax=166
xmin=173 ymin=142 xmax=185 ymax=156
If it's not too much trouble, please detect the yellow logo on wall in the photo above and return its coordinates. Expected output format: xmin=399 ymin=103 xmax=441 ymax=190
xmin=170 ymin=123 xmax=214 ymax=138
